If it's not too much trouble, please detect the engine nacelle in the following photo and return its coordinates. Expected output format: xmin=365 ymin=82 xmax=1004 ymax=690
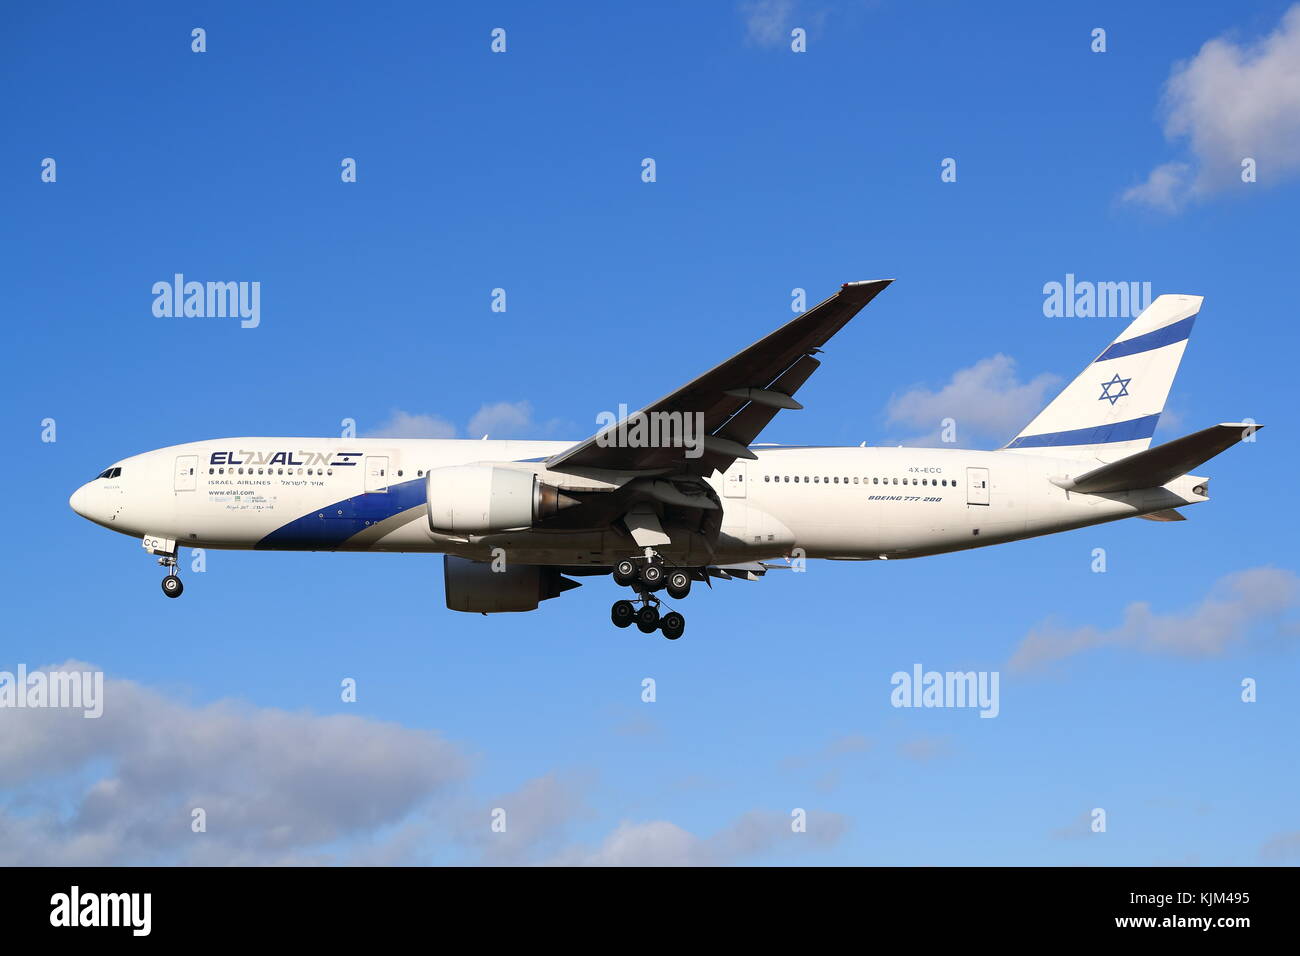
xmin=443 ymin=555 xmax=580 ymax=613
xmin=426 ymin=464 xmax=577 ymax=535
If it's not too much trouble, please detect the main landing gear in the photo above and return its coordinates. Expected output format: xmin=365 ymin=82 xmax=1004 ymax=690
xmin=609 ymin=551 xmax=689 ymax=640
xmin=159 ymin=556 xmax=184 ymax=598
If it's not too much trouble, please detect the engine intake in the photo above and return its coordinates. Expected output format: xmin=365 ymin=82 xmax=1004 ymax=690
xmin=426 ymin=464 xmax=578 ymax=535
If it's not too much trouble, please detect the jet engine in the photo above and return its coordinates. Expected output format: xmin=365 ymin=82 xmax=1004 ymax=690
xmin=443 ymin=555 xmax=580 ymax=613
xmin=426 ymin=464 xmax=578 ymax=535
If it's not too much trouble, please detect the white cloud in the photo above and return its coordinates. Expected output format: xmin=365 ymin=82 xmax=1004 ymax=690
xmin=897 ymin=735 xmax=953 ymax=763
xmin=0 ymin=664 xmax=849 ymax=866
xmin=780 ymin=732 xmax=872 ymax=771
xmin=1260 ymin=830 xmax=1300 ymax=861
xmin=1049 ymin=809 xmax=1097 ymax=841
xmin=546 ymin=810 xmax=849 ymax=866
xmin=466 ymin=400 xmax=537 ymax=439
xmin=455 ymin=772 xmax=592 ymax=866
xmin=365 ymin=409 xmax=457 ymax=439
xmin=366 ymin=401 xmax=569 ymax=441
xmin=0 ymin=662 xmax=467 ymax=865
xmin=885 ymin=354 xmax=1061 ymax=446
xmin=740 ymin=0 xmax=795 ymax=47
xmin=1123 ymin=5 xmax=1300 ymax=211
xmin=1121 ymin=162 xmax=1194 ymax=213
xmin=1009 ymin=567 xmax=1300 ymax=672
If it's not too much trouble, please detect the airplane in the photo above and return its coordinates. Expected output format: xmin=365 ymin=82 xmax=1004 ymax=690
xmin=69 ymin=280 xmax=1259 ymax=640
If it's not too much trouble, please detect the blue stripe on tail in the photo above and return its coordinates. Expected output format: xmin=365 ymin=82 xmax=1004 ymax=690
xmin=1005 ymin=413 xmax=1161 ymax=449
xmin=1096 ymin=317 xmax=1195 ymax=362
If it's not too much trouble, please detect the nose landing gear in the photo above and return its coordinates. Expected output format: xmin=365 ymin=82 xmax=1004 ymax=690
xmin=144 ymin=535 xmax=185 ymax=599
xmin=159 ymin=557 xmax=184 ymax=598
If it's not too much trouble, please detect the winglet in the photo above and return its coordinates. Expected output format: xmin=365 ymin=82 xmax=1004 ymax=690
xmin=839 ymin=279 xmax=893 ymax=304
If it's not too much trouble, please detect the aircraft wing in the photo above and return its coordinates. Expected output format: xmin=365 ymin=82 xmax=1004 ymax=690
xmin=545 ymin=280 xmax=892 ymax=476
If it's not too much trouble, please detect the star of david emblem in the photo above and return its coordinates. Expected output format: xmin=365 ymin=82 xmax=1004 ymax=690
xmin=1098 ymin=373 xmax=1131 ymax=405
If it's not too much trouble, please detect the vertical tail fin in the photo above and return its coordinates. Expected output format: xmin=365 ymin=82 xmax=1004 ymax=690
xmin=1003 ymin=294 xmax=1201 ymax=461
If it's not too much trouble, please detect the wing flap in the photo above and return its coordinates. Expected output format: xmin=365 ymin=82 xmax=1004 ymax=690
xmin=1137 ymin=508 xmax=1187 ymax=522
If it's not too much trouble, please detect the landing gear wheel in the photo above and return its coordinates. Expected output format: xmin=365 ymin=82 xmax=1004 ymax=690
xmin=639 ymin=562 xmax=665 ymax=590
xmin=613 ymin=559 xmax=638 ymax=587
xmin=161 ymin=575 xmax=183 ymax=598
xmin=635 ymin=605 xmax=660 ymax=633
xmin=610 ymin=600 xmax=635 ymax=628
xmin=660 ymin=611 xmax=685 ymax=640
xmin=666 ymin=570 xmax=691 ymax=600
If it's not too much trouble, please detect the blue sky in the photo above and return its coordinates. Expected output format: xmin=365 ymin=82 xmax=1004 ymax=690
xmin=1 ymin=0 xmax=1297 ymax=865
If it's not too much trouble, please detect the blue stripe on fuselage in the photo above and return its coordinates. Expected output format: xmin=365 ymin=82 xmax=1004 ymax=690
xmin=256 ymin=477 xmax=427 ymax=550
xmin=1096 ymin=316 xmax=1195 ymax=362
xmin=1005 ymin=413 xmax=1161 ymax=449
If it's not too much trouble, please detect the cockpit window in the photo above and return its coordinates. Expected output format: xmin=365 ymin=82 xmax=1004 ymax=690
xmin=97 ymin=467 xmax=122 ymax=479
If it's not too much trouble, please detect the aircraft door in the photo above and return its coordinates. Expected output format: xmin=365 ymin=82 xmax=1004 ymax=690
xmin=966 ymin=467 xmax=990 ymax=506
xmin=722 ymin=461 xmax=747 ymax=498
xmin=365 ymin=456 xmax=390 ymax=493
xmin=174 ymin=455 xmax=198 ymax=492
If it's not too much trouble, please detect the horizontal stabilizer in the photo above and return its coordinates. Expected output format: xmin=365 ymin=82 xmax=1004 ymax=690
xmin=1062 ymin=423 xmax=1260 ymax=494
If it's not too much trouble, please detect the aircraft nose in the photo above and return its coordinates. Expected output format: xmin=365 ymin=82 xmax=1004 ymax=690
xmin=69 ymin=482 xmax=94 ymax=519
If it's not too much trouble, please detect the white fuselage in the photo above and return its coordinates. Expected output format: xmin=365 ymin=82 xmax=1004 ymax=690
xmin=69 ymin=437 xmax=1207 ymax=566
